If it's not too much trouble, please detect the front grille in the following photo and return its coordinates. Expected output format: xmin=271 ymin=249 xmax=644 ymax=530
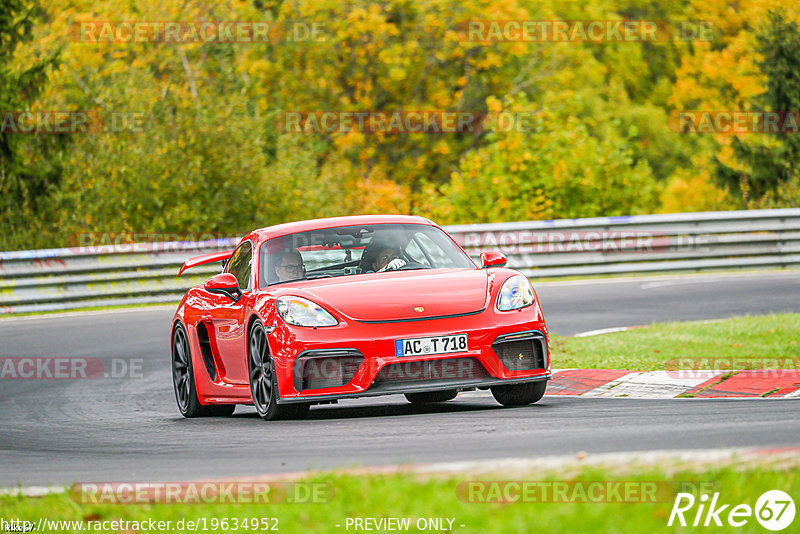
xmin=493 ymin=331 xmax=547 ymax=371
xmin=294 ymin=350 xmax=363 ymax=391
xmin=373 ymin=357 xmax=490 ymax=385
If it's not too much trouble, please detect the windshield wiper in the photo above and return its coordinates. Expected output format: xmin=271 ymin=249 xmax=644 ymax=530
xmin=305 ymin=273 xmax=334 ymax=279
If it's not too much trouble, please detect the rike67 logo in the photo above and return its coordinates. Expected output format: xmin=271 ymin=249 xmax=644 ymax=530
xmin=669 ymin=490 xmax=795 ymax=531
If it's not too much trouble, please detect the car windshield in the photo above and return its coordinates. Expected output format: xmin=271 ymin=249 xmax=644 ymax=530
xmin=260 ymin=223 xmax=475 ymax=286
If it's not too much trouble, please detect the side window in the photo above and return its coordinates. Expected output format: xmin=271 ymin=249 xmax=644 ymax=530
xmin=227 ymin=242 xmax=252 ymax=290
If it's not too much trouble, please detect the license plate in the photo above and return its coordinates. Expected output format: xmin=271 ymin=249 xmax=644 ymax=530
xmin=395 ymin=334 xmax=468 ymax=357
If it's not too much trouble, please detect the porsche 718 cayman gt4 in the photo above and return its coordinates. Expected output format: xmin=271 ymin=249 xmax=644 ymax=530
xmin=171 ymin=215 xmax=550 ymax=420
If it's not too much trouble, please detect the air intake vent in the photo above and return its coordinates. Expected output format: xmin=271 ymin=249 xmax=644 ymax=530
xmin=294 ymin=350 xmax=364 ymax=391
xmin=492 ymin=331 xmax=547 ymax=371
xmin=196 ymin=323 xmax=217 ymax=381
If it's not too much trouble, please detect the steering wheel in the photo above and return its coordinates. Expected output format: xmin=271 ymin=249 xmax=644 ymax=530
xmin=396 ymin=260 xmax=428 ymax=270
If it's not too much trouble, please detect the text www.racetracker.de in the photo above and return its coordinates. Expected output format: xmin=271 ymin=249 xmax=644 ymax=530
xmin=1 ymin=517 xmax=279 ymax=533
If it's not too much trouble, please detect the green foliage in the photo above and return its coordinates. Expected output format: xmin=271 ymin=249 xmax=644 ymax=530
xmin=0 ymin=0 xmax=64 ymax=250
xmin=717 ymin=11 xmax=800 ymax=205
xmin=427 ymin=94 xmax=659 ymax=223
xmin=58 ymin=101 xmax=267 ymax=236
xmin=260 ymin=134 xmax=364 ymax=223
xmin=0 ymin=0 xmax=792 ymax=250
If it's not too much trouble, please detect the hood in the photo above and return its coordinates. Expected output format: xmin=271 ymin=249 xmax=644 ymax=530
xmin=290 ymin=268 xmax=488 ymax=322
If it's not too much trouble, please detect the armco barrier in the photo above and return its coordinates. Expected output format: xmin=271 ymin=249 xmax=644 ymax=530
xmin=1 ymin=209 xmax=799 ymax=314
xmin=445 ymin=208 xmax=800 ymax=278
xmin=0 ymin=239 xmax=237 ymax=314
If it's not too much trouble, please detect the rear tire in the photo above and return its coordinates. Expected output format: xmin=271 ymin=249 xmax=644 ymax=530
xmin=172 ymin=322 xmax=236 ymax=418
xmin=405 ymin=389 xmax=458 ymax=404
xmin=491 ymin=381 xmax=547 ymax=407
xmin=249 ymin=320 xmax=309 ymax=421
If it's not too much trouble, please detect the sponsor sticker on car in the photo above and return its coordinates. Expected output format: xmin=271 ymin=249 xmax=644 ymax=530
xmin=395 ymin=334 xmax=468 ymax=357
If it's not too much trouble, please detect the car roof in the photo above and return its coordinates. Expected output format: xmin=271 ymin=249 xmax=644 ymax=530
xmin=246 ymin=215 xmax=436 ymax=242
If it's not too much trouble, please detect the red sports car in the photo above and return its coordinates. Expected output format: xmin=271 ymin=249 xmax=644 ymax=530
xmin=172 ymin=215 xmax=550 ymax=420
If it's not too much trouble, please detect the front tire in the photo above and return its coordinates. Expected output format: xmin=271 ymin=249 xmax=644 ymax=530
xmin=248 ymin=320 xmax=309 ymax=421
xmin=491 ymin=381 xmax=547 ymax=407
xmin=405 ymin=390 xmax=458 ymax=404
xmin=172 ymin=322 xmax=235 ymax=418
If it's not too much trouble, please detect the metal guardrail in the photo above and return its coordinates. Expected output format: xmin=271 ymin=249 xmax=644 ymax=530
xmin=0 ymin=239 xmax=238 ymax=314
xmin=446 ymin=208 xmax=800 ymax=278
xmin=1 ymin=209 xmax=799 ymax=314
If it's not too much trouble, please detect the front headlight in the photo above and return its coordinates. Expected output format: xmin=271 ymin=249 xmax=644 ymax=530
xmin=496 ymin=275 xmax=535 ymax=311
xmin=275 ymin=296 xmax=338 ymax=327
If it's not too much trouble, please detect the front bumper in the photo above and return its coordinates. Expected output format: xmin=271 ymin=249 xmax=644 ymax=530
xmin=268 ymin=303 xmax=550 ymax=404
xmin=277 ymin=372 xmax=551 ymax=404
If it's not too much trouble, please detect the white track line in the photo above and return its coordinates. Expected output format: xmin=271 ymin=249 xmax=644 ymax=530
xmin=573 ymin=326 xmax=641 ymax=337
xmin=0 ymin=305 xmax=177 ymax=323
xmin=0 ymin=485 xmax=66 ymax=497
xmin=536 ymin=269 xmax=800 ymax=287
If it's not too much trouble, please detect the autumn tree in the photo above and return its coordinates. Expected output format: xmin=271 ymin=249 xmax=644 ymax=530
xmin=424 ymin=94 xmax=659 ymax=223
xmin=0 ymin=0 xmax=64 ymax=249
xmin=717 ymin=11 xmax=800 ymax=205
xmin=667 ymin=0 xmax=800 ymax=209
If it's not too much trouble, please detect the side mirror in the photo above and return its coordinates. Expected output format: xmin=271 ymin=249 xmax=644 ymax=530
xmin=480 ymin=251 xmax=507 ymax=269
xmin=204 ymin=273 xmax=242 ymax=302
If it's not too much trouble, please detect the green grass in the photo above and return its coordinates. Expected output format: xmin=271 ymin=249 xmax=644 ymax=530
xmin=551 ymin=313 xmax=800 ymax=370
xmin=1 ymin=464 xmax=796 ymax=533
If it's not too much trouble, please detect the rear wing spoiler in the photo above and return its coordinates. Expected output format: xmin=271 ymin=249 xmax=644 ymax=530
xmin=178 ymin=249 xmax=234 ymax=277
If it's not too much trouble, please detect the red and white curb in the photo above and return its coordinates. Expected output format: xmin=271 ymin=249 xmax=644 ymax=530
xmin=548 ymin=369 xmax=800 ymax=398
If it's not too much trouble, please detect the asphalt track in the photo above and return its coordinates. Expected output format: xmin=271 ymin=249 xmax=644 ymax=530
xmin=1 ymin=270 xmax=799 ymax=486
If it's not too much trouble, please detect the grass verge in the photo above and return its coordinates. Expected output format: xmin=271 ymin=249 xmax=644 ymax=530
xmin=550 ymin=313 xmax=800 ymax=370
xmin=1 ymin=463 xmax=796 ymax=533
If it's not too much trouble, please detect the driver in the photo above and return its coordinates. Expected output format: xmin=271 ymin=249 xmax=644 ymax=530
xmin=371 ymin=245 xmax=407 ymax=272
xmin=274 ymin=249 xmax=306 ymax=282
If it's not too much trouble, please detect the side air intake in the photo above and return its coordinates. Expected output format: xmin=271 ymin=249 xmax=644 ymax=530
xmin=492 ymin=331 xmax=548 ymax=371
xmin=196 ymin=323 xmax=218 ymax=381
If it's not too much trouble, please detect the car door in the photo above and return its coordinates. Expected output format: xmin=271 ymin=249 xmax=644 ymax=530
xmin=208 ymin=240 xmax=253 ymax=384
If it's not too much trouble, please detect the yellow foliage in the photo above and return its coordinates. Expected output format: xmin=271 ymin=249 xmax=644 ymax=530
xmin=659 ymin=167 xmax=734 ymax=214
xmin=485 ymin=95 xmax=503 ymax=113
xmin=355 ymin=179 xmax=411 ymax=214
